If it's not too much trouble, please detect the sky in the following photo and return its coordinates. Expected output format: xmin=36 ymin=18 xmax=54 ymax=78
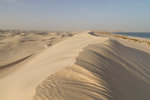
xmin=0 ymin=0 xmax=150 ymax=32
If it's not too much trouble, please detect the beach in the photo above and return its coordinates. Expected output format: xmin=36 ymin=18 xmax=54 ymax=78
xmin=0 ymin=31 xmax=150 ymax=100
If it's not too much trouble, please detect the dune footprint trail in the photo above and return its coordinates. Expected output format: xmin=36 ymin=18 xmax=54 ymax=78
xmin=0 ymin=32 xmax=150 ymax=100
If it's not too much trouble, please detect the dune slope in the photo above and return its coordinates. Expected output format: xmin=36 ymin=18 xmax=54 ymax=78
xmin=0 ymin=32 xmax=150 ymax=100
xmin=34 ymin=37 xmax=150 ymax=100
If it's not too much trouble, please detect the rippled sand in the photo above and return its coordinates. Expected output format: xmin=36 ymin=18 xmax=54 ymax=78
xmin=0 ymin=31 xmax=150 ymax=100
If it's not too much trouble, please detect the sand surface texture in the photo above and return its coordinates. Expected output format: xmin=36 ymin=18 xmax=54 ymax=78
xmin=0 ymin=31 xmax=150 ymax=100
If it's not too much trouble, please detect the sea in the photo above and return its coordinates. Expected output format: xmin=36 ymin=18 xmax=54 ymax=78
xmin=112 ymin=32 xmax=150 ymax=39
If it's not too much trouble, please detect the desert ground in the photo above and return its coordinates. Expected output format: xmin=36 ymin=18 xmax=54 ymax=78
xmin=0 ymin=30 xmax=150 ymax=100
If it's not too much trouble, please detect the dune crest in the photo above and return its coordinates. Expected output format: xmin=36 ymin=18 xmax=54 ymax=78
xmin=34 ymin=40 xmax=150 ymax=100
xmin=0 ymin=32 xmax=108 ymax=100
xmin=0 ymin=32 xmax=150 ymax=100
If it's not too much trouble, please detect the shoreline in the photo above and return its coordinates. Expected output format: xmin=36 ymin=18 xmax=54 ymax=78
xmin=93 ymin=31 xmax=150 ymax=46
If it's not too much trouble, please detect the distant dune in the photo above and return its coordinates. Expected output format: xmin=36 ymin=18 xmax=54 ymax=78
xmin=0 ymin=31 xmax=150 ymax=100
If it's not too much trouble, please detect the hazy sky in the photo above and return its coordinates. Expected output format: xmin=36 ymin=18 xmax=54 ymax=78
xmin=0 ymin=0 xmax=150 ymax=31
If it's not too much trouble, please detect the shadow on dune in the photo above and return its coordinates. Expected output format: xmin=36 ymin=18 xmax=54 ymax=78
xmin=33 ymin=40 xmax=150 ymax=100
xmin=0 ymin=54 xmax=33 ymax=70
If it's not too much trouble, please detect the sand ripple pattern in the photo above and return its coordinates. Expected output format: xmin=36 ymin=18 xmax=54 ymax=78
xmin=34 ymin=40 xmax=150 ymax=100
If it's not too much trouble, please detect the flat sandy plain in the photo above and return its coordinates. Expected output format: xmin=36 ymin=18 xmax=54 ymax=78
xmin=0 ymin=30 xmax=150 ymax=100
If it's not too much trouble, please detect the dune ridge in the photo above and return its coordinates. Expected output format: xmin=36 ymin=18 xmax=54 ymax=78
xmin=0 ymin=31 xmax=150 ymax=100
xmin=34 ymin=39 xmax=150 ymax=100
xmin=0 ymin=32 xmax=108 ymax=100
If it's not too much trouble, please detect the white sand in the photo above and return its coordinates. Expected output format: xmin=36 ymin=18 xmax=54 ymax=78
xmin=0 ymin=31 xmax=150 ymax=100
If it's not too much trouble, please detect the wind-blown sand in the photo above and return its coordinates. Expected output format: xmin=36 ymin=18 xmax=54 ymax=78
xmin=0 ymin=31 xmax=150 ymax=100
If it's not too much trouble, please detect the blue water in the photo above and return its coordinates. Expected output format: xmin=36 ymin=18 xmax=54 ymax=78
xmin=112 ymin=32 xmax=150 ymax=39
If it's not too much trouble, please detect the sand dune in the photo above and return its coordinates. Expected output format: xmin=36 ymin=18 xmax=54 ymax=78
xmin=0 ymin=31 xmax=73 ymax=66
xmin=0 ymin=31 xmax=150 ymax=100
xmin=34 ymin=39 xmax=150 ymax=100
